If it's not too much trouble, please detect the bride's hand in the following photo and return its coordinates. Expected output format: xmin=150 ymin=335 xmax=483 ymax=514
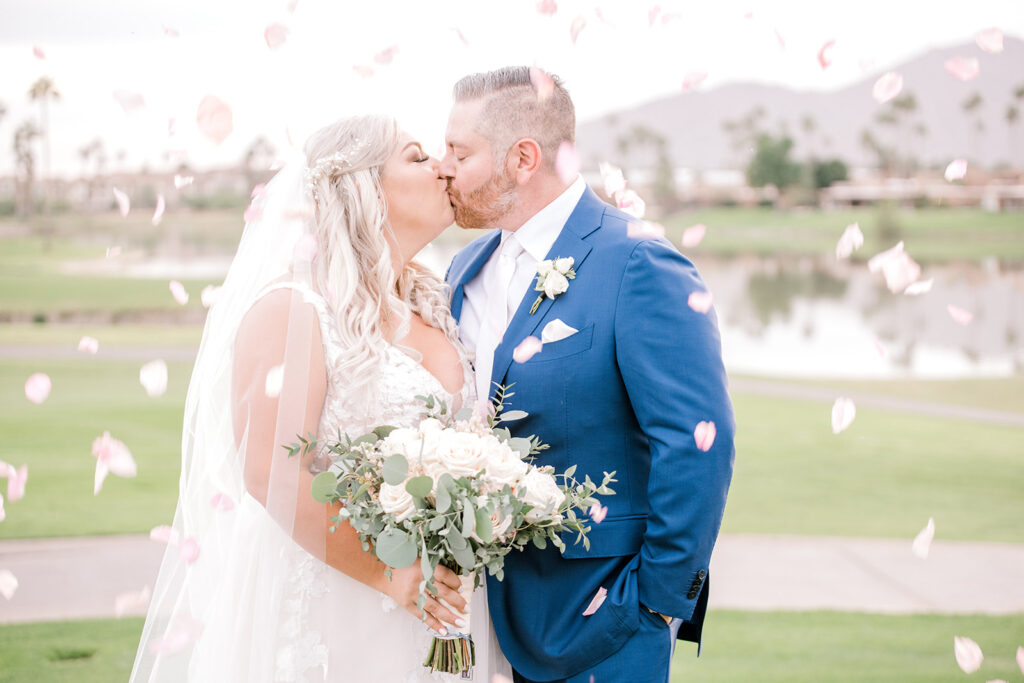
xmin=386 ymin=564 xmax=468 ymax=635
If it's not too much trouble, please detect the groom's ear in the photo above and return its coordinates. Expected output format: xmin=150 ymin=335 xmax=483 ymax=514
xmin=509 ymin=137 xmax=542 ymax=185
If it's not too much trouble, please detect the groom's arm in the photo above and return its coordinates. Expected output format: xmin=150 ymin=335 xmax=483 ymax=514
xmin=613 ymin=238 xmax=735 ymax=623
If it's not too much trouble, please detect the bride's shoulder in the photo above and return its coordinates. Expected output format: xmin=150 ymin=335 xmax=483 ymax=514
xmin=236 ymin=281 xmax=325 ymax=353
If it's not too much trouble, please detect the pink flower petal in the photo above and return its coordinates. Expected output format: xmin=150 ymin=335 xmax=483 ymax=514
xmin=831 ymin=397 xmax=856 ymax=434
xmin=169 ymin=280 xmax=189 ymax=305
xmin=627 ymin=221 xmax=665 ymax=239
xmin=353 ymin=65 xmax=374 ymax=78
xmin=912 ymin=517 xmax=935 ymax=559
xmin=77 ymin=336 xmax=99 ymax=354
xmin=976 ymin=28 xmax=1003 ymax=54
xmin=374 ymin=46 xmax=399 ymax=65
xmin=200 ymin=285 xmax=222 ymax=308
xmin=530 ymin=66 xmax=555 ymax=102
xmin=681 ymin=223 xmax=707 ymax=248
xmin=872 ymin=72 xmax=903 ymax=104
xmin=106 ymin=246 xmax=122 ymax=259
xmin=196 ymin=95 xmax=233 ymax=145
xmin=92 ymin=431 xmax=137 ymax=487
xmin=555 ymin=141 xmax=580 ymax=184
xmin=452 ymin=27 xmax=469 ymax=46
xmin=818 ymin=40 xmax=836 ymax=69
xmin=112 ymin=90 xmax=145 ymax=114
xmin=112 ymin=188 xmax=130 ymax=217
xmin=582 ymin=586 xmax=607 ymax=616
xmin=150 ymin=525 xmax=180 ymax=545
xmin=173 ymin=174 xmax=194 ymax=189
xmin=114 ymin=586 xmax=151 ymax=618
xmin=615 ymin=189 xmax=646 ymax=218
xmin=140 ymin=359 xmax=168 ymax=397
xmin=33 ymin=45 xmax=46 ymax=60
xmin=513 ymin=336 xmax=544 ymax=364
xmin=148 ymin=627 xmax=192 ymax=655
xmin=570 ymin=16 xmax=587 ymax=43
xmin=5 ymin=465 xmax=27 ymax=502
xmin=774 ymin=28 xmax=786 ymax=49
xmin=694 ymin=421 xmax=716 ymax=451
xmin=868 ymin=242 xmax=920 ymax=293
xmin=536 ymin=0 xmax=557 ymax=15
xmin=251 ymin=184 xmax=267 ymax=200
xmin=0 ymin=492 xmax=5 ymax=522
xmin=93 ymin=460 xmax=109 ymax=496
xmin=873 ymin=338 xmax=887 ymax=358
xmin=599 ymin=162 xmax=626 ymax=197
xmin=293 ymin=234 xmax=318 ymax=262
xmin=287 ymin=0 xmax=299 ymax=12
xmin=264 ymin=23 xmax=290 ymax=50
xmin=903 ymin=279 xmax=933 ymax=296
xmin=243 ymin=204 xmax=263 ymax=223
xmin=688 ymin=291 xmax=713 ymax=314
xmin=210 ymin=493 xmax=236 ymax=511
xmin=589 ymin=503 xmax=608 ymax=523
xmin=24 ymin=373 xmax=51 ymax=404
xmin=152 ymin=194 xmax=165 ymax=226
xmin=0 ymin=570 xmax=17 ymax=600
xmin=944 ymin=159 xmax=968 ymax=182
xmin=944 ymin=57 xmax=980 ymax=82
xmin=835 ymin=222 xmax=864 ymax=259
xmin=264 ymin=364 xmax=284 ymax=398
xmin=954 ymin=636 xmax=984 ymax=674
xmin=178 ymin=537 xmax=201 ymax=564
xmin=947 ymin=305 xmax=973 ymax=326
xmin=162 ymin=25 xmax=180 ymax=38
xmin=1016 ymin=646 xmax=1024 ymax=675
xmin=648 ymin=5 xmax=661 ymax=26
xmin=681 ymin=71 xmax=708 ymax=91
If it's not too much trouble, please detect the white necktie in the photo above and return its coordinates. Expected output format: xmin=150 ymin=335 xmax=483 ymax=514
xmin=475 ymin=236 xmax=524 ymax=405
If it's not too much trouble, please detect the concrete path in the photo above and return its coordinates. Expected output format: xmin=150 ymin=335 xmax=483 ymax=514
xmin=1 ymin=533 xmax=1022 ymax=625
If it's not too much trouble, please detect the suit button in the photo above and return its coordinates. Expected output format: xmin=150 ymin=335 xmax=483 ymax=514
xmin=698 ymin=570 xmax=707 ymax=579
xmin=687 ymin=590 xmax=698 ymax=599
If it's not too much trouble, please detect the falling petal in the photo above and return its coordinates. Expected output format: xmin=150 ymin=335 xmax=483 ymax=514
xmin=1016 ymin=646 xmax=1024 ymax=675
xmin=868 ymin=242 xmax=920 ymax=293
xmin=78 ymin=335 xmax=99 ymax=354
xmin=582 ymin=587 xmax=607 ymax=616
xmin=196 ymin=95 xmax=233 ymax=144
xmin=114 ymin=586 xmax=151 ymax=618
xmin=976 ymin=28 xmax=1003 ymax=53
xmin=589 ymin=503 xmax=608 ymax=523
xmin=648 ymin=5 xmax=661 ymax=26
xmin=92 ymin=431 xmax=136 ymax=494
xmin=251 ymin=184 xmax=267 ymax=200
xmin=627 ymin=221 xmax=665 ymax=239
xmin=178 ymin=538 xmax=201 ymax=564
xmin=452 ymin=27 xmax=469 ymax=46
xmin=694 ymin=421 xmax=716 ymax=451
xmin=681 ymin=223 xmax=707 ymax=248
xmin=93 ymin=460 xmax=109 ymax=496
xmin=0 ymin=492 xmax=4 ymax=522
xmin=200 ymin=285 xmax=222 ymax=308
xmin=210 ymin=493 xmax=236 ymax=511
xmin=872 ymin=72 xmax=903 ymax=104
xmin=353 ymin=65 xmax=374 ymax=78
xmin=150 ymin=525 xmax=179 ymax=545
xmin=835 ymin=222 xmax=864 ymax=259
xmin=954 ymin=636 xmax=984 ymax=674
xmin=873 ymin=338 xmax=887 ymax=358
xmin=140 ymin=359 xmax=169 ymax=398
xmin=831 ymin=397 xmax=856 ymax=434
xmin=554 ymin=141 xmax=580 ymax=183
xmin=148 ymin=627 xmax=192 ymax=655
xmin=293 ymin=234 xmax=318 ymax=262
xmin=0 ymin=570 xmax=17 ymax=600
xmin=599 ymin=162 xmax=626 ymax=197
xmin=536 ymin=0 xmax=557 ymax=15
xmin=265 ymin=364 xmax=284 ymax=398
xmin=513 ymin=337 xmax=544 ymax=364
xmin=173 ymin=174 xmax=194 ymax=189
xmin=112 ymin=90 xmax=145 ymax=114
xmin=947 ymin=305 xmax=974 ymax=326
xmin=264 ymin=23 xmax=290 ymax=50
xmin=152 ymin=195 xmax=165 ymax=226
xmin=32 ymin=45 xmax=46 ymax=59
xmin=113 ymin=188 xmax=130 ymax=217
xmin=818 ymin=40 xmax=836 ymax=69
xmin=944 ymin=159 xmax=968 ymax=182
xmin=243 ymin=204 xmax=263 ymax=223
xmin=530 ymin=66 xmax=555 ymax=102
xmin=616 ymin=189 xmax=646 ymax=218
xmin=374 ymin=46 xmax=399 ymax=65
xmin=106 ymin=246 xmax=122 ymax=258
xmin=903 ymin=279 xmax=934 ymax=296
xmin=944 ymin=57 xmax=980 ymax=82
xmin=681 ymin=71 xmax=708 ymax=91
xmin=774 ymin=28 xmax=786 ymax=49
xmin=570 ymin=16 xmax=587 ymax=43
xmin=287 ymin=0 xmax=299 ymax=12
xmin=24 ymin=373 xmax=51 ymax=404
xmin=169 ymin=280 xmax=189 ymax=305
xmin=912 ymin=517 xmax=935 ymax=559
xmin=5 ymin=465 xmax=27 ymax=502
xmin=162 ymin=25 xmax=180 ymax=38
xmin=688 ymin=291 xmax=713 ymax=314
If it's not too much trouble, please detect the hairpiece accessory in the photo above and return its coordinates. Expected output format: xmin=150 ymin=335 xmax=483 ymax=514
xmin=305 ymin=137 xmax=368 ymax=203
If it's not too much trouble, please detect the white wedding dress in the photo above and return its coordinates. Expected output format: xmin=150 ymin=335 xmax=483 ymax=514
xmin=184 ymin=282 xmax=511 ymax=682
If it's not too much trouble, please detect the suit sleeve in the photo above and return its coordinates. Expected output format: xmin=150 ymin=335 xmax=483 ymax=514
xmin=613 ymin=238 xmax=735 ymax=621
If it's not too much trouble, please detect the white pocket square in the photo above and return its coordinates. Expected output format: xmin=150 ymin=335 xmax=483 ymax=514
xmin=541 ymin=319 xmax=578 ymax=344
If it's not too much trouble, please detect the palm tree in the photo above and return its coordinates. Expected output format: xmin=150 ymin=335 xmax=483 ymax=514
xmin=13 ymin=121 xmax=39 ymax=218
xmin=28 ymin=77 xmax=60 ymax=209
xmin=962 ymin=92 xmax=984 ymax=163
xmin=1007 ymin=105 xmax=1020 ymax=169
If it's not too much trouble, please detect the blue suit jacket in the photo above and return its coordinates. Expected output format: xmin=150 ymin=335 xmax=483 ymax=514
xmin=445 ymin=188 xmax=735 ymax=681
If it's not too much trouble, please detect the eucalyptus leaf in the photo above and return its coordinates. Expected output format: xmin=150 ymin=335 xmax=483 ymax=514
xmin=450 ymin=543 xmax=475 ymax=570
xmin=448 ymin=526 xmax=468 ymax=550
xmin=453 ymin=407 xmax=475 ymax=422
xmin=352 ymin=433 xmax=378 ymax=447
xmin=375 ymin=527 xmax=418 ymax=568
xmin=405 ymin=475 xmax=433 ymax=499
xmin=382 ymin=454 xmax=409 ymax=486
xmin=500 ymin=410 xmax=528 ymax=422
xmin=373 ymin=425 xmax=397 ymax=439
xmin=435 ymin=483 xmax=451 ymax=513
xmin=461 ymin=505 xmax=476 ymax=540
xmin=310 ymin=472 xmax=338 ymax=503
xmin=420 ymin=543 xmax=432 ymax=582
xmin=429 ymin=515 xmax=447 ymax=532
xmin=532 ymin=534 xmax=547 ymax=550
xmin=508 ymin=438 xmax=533 ymax=457
xmin=474 ymin=508 xmax=493 ymax=543
xmin=564 ymin=464 xmax=577 ymax=479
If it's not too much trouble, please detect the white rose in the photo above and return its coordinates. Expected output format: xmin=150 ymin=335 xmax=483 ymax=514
xmin=554 ymin=257 xmax=574 ymax=273
xmin=520 ymin=468 xmax=566 ymax=523
xmin=384 ymin=427 xmax=442 ymax=477
xmin=536 ymin=260 xmax=554 ymax=276
xmin=379 ymin=482 xmax=417 ymax=522
xmin=481 ymin=438 xmax=529 ymax=492
xmin=542 ymin=271 xmax=569 ymax=299
xmin=437 ymin=431 xmax=486 ymax=478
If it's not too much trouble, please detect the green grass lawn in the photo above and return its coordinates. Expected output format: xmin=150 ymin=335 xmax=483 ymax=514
xmin=0 ymin=323 xmax=204 ymax=348
xmin=0 ymin=612 xmax=1020 ymax=682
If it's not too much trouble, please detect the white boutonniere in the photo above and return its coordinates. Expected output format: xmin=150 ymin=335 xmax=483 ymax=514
xmin=530 ymin=257 xmax=575 ymax=314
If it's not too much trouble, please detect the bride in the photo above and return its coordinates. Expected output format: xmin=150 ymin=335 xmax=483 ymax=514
xmin=131 ymin=115 xmax=511 ymax=682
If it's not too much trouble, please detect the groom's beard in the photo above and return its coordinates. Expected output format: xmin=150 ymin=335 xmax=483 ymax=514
xmin=448 ymin=169 xmax=516 ymax=230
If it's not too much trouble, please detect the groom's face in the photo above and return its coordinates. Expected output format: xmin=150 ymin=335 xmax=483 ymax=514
xmin=441 ymin=99 xmax=516 ymax=230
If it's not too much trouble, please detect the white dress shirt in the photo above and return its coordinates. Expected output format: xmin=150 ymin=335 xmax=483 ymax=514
xmin=460 ymin=175 xmax=587 ymax=398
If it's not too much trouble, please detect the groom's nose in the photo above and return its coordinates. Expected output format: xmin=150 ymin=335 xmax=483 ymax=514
xmin=438 ymin=151 xmax=455 ymax=179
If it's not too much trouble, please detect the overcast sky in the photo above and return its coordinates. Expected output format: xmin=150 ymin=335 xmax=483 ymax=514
xmin=1 ymin=0 xmax=1022 ymax=176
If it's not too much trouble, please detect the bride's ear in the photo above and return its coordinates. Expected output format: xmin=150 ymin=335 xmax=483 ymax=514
xmin=509 ymin=138 xmax=542 ymax=185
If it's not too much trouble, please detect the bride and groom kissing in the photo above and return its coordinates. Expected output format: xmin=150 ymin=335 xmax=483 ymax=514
xmin=131 ymin=66 xmax=734 ymax=683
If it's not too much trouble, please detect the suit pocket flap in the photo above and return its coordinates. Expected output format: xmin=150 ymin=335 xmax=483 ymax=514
xmin=559 ymin=514 xmax=646 ymax=559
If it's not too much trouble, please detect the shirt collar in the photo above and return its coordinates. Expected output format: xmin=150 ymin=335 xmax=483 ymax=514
xmin=501 ymin=175 xmax=587 ymax=263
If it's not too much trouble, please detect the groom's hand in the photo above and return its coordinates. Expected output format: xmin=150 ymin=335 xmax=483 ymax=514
xmin=387 ymin=564 xmax=468 ymax=636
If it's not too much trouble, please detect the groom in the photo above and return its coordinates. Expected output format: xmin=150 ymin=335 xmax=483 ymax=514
xmin=441 ymin=67 xmax=734 ymax=683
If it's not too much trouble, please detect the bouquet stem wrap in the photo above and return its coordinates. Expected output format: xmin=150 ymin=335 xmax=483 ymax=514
xmin=424 ymin=572 xmax=475 ymax=675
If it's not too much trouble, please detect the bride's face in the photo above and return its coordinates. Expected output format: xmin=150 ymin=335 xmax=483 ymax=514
xmin=380 ymin=133 xmax=454 ymax=254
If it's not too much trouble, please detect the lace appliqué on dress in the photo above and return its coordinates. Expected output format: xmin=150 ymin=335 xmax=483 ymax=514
xmin=275 ymin=554 xmax=329 ymax=682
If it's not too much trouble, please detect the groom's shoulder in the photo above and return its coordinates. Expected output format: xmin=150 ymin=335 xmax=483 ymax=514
xmin=588 ymin=199 xmax=685 ymax=265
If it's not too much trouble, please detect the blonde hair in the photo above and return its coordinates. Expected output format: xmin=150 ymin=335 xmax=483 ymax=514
xmin=304 ymin=115 xmax=463 ymax=412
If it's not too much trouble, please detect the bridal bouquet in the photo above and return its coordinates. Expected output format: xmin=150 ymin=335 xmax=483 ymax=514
xmin=290 ymin=388 xmax=615 ymax=676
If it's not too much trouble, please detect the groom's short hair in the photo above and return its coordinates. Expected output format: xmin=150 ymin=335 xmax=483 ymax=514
xmin=452 ymin=66 xmax=575 ymax=169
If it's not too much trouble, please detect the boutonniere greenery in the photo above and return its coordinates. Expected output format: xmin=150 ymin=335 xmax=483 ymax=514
xmin=530 ymin=257 xmax=576 ymax=314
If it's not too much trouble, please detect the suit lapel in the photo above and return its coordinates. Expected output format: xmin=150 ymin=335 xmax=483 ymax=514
xmin=449 ymin=230 xmax=501 ymax=324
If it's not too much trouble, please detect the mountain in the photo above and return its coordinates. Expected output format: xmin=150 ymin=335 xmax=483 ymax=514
xmin=575 ymin=36 xmax=1024 ymax=172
